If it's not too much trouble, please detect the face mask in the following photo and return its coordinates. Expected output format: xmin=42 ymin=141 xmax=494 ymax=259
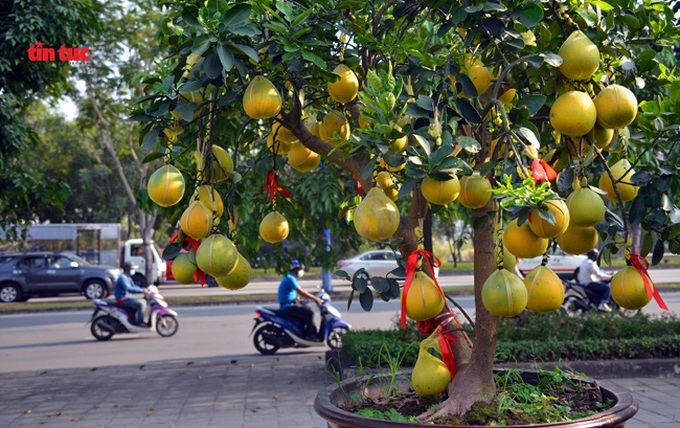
xmin=129 ymin=270 xmax=136 ymax=276
xmin=296 ymin=270 xmax=305 ymax=278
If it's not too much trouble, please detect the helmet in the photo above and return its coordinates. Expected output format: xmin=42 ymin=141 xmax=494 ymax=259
xmin=586 ymin=249 xmax=599 ymax=261
xmin=123 ymin=261 xmax=139 ymax=270
xmin=290 ymin=259 xmax=304 ymax=270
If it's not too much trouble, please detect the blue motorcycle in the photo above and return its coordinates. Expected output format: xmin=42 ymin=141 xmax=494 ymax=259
xmin=250 ymin=290 xmax=351 ymax=354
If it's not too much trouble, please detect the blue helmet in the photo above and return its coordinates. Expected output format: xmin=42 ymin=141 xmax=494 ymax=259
xmin=290 ymin=259 xmax=303 ymax=270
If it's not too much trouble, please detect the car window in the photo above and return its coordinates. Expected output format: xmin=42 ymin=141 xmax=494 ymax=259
xmin=18 ymin=256 xmax=47 ymax=269
xmin=0 ymin=255 xmax=18 ymax=265
xmin=384 ymin=252 xmax=396 ymax=261
xmin=48 ymin=255 xmax=72 ymax=269
xmin=367 ymin=252 xmax=389 ymax=261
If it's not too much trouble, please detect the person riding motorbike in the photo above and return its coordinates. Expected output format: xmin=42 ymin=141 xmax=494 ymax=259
xmin=277 ymin=260 xmax=323 ymax=340
xmin=114 ymin=262 xmax=149 ymax=326
xmin=577 ymin=249 xmax=613 ymax=312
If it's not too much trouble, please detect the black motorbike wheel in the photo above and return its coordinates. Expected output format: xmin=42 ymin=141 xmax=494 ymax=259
xmin=91 ymin=316 xmax=115 ymax=341
xmin=561 ymin=295 xmax=588 ymax=317
xmin=253 ymin=325 xmax=283 ymax=355
xmin=326 ymin=327 xmax=348 ymax=350
xmin=156 ymin=315 xmax=179 ymax=337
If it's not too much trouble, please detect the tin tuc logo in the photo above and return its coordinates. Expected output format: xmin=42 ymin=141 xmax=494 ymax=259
xmin=27 ymin=42 xmax=91 ymax=62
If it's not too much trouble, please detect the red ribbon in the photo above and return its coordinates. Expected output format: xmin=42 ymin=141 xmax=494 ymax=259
xmin=630 ymin=254 xmax=668 ymax=310
xmin=262 ymin=170 xmax=291 ymax=202
xmin=400 ymin=249 xmax=443 ymax=328
xmin=353 ymin=175 xmax=362 ymax=196
xmin=531 ymin=158 xmax=557 ymax=184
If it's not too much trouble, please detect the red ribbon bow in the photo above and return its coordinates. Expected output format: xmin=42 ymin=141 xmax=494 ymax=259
xmin=353 ymin=175 xmax=362 ymax=196
xmin=169 ymin=231 xmax=207 ymax=286
xmin=262 ymin=170 xmax=291 ymax=202
xmin=400 ymin=249 xmax=443 ymax=328
xmin=630 ymin=254 xmax=668 ymax=310
xmin=531 ymin=158 xmax=557 ymax=185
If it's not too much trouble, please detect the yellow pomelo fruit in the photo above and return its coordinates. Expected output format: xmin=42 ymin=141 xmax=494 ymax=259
xmin=550 ymin=91 xmax=597 ymax=137
xmin=180 ymin=201 xmax=213 ymax=240
xmin=171 ymin=253 xmax=197 ymax=284
xmin=523 ymin=265 xmax=564 ymax=313
xmin=259 ymin=211 xmax=289 ymax=244
xmin=482 ymin=269 xmax=528 ymax=317
xmin=380 ymin=157 xmax=405 ymax=172
xmin=193 ymin=185 xmax=224 ymax=218
xmin=243 ymin=75 xmax=282 ymax=120
xmin=216 ymin=253 xmax=252 ymax=290
xmin=497 ymin=88 xmax=517 ymax=105
xmin=558 ymin=30 xmax=600 ymax=81
xmin=288 ymin=142 xmax=321 ymax=173
xmin=503 ymin=219 xmax=549 ymax=259
xmin=589 ymin=124 xmax=615 ymax=150
xmin=403 ymin=271 xmax=445 ymax=321
xmin=327 ymin=64 xmax=359 ymax=104
xmin=271 ymin=121 xmax=297 ymax=142
xmin=421 ymin=175 xmax=460 ymax=206
xmin=598 ymin=158 xmax=639 ymax=202
xmin=566 ymin=188 xmax=605 ymax=227
xmin=195 ymin=234 xmax=239 ymax=277
xmin=267 ymin=133 xmax=295 ymax=155
xmin=354 ymin=187 xmax=401 ymax=241
xmin=501 ymin=245 xmax=518 ymax=274
xmin=412 ymin=340 xmax=450 ymax=397
xmin=593 ymin=84 xmax=638 ymax=130
xmin=458 ymin=173 xmax=492 ymax=209
xmin=209 ymin=145 xmax=234 ymax=183
xmin=319 ymin=110 xmax=351 ymax=145
xmin=610 ymin=266 xmax=653 ymax=310
xmin=528 ymin=199 xmax=570 ymax=239
xmin=395 ymin=115 xmax=412 ymax=128
xmin=556 ymin=224 xmax=599 ymax=255
xmin=147 ymin=164 xmax=186 ymax=207
xmin=376 ymin=171 xmax=398 ymax=202
xmin=388 ymin=127 xmax=408 ymax=155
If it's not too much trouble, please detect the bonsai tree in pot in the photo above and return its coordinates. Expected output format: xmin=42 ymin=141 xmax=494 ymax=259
xmin=134 ymin=0 xmax=679 ymax=422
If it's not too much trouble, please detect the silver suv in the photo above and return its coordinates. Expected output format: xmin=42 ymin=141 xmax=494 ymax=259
xmin=0 ymin=252 xmax=121 ymax=303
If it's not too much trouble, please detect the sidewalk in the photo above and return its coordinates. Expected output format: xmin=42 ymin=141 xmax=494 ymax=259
xmin=0 ymin=352 xmax=678 ymax=427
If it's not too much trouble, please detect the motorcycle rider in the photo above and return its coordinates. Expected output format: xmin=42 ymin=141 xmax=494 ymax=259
xmin=277 ymin=260 xmax=323 ymax=340
xmin=115 ymin=262 xmax=149 ymax=326
xmin=577 ymin=249 xmax=613 ymax=312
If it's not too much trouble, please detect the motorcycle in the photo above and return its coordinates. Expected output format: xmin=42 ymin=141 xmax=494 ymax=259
xmin=561 ymin=279 xmax=640 ymax=317
xmin=250 ymin=290 xmax=351 ymax=355
xmin=88 ymin=285 xmax=179 ymax=340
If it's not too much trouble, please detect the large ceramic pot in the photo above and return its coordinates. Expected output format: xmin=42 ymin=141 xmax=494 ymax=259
xmin=314 ymin=370 xmax=638 ymax=428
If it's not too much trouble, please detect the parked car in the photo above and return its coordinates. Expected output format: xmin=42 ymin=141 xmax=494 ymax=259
xmin=0 ymin=252 xmax=122 ymax=303
xmin=517 ymin=247 xmax=587 ymax=279
xmin=336 ymin=250 xmax=402 ymax=280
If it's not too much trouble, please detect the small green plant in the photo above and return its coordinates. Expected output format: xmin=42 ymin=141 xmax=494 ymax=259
xmin=356 ymin=408 xmax=419 ymax=422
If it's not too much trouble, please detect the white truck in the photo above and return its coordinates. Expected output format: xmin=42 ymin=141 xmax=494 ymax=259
xmin=0 ymin=224 xmax=166 ymax=287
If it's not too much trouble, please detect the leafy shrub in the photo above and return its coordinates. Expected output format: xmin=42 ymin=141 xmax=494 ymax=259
xmin=342 ymin=312 xmax=680 ymax=368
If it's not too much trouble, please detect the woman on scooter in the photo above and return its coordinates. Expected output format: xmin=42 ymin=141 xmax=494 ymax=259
xmin=277 ymin=260 xmax=323 ymax=341
xmin=577 ymin=249 xmax=613 ymax=312
xmin=114 ymin=262 xmax=149 ymax=326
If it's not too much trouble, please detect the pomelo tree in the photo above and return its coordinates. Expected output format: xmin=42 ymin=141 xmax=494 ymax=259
xmin=134 ymin=0 xmax=679 ymax=419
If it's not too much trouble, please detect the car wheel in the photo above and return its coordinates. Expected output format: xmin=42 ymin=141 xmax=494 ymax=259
xmin=132 ymin=273 xmax=147 ymax=288
xmin=83 ymin=280 xmax=107 ymax=300
xmin=0 ymin=283 xmax=22 ymax=303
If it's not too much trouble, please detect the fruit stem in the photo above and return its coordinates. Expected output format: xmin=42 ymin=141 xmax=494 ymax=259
xmin=593 ymin=146 xmax=630 ymax=246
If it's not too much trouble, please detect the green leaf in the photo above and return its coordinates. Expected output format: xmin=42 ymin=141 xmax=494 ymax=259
xmin=203 ymin=52 xmax=222 ymax=79
xmin=371 ymin=277 xmax=391 ymax=293
xmin=651 ymin=239 xmax=664 ymax=266
xmin=640 ymin=232 xmax=653 ymax=258
xmin=516 ymin=2 xmax=543 ymax=28
xmin=142 ymin=128 xmax=161 ymax=151
xmin=141 ymin=152 xmax=165 ymax=164
xmin=457 ymin=136 xmax=481 ymax=154
xmin=162 ymin=243 xmax=182 ymax=261
xmin=539 ymin=53 xmax=561 ymax=68
xmin=416 ymin=95 xmax=434 ymax=111
xmin=429 ymin=143 xmax=454 ymax=167
xmin=455 ymin=98 xmax=482 ymax=124
xmin=181 ymin=6 xmax=202 ymax=28
xmin=221 ymin=3 xmax=252 ymax=31
xmin=412 ymin=134 xmax=431 ymax=155
xmin=192 ymin=34 xmax=211 ymax=55
xmin=176 ymin=103 xmax=196 ymax=121
xmin=302 ymin=50 xmax=326 ymax=69
xmin=352 ymin=269 xmax=368 ymax=293
xmin=216 ymin=43 xmax=234 ymax=72
xmin=359 ymin=289 xmax=374 ymax=311
xmin=591 ymin=1 xmax=615 ymax=12
xmin=334 ymin=269 xmax=350 ymax=281
xmin=517 ymin=94 xmax=546 ymax=116
xmin=232 ymin=43 xmax=258 ymax=63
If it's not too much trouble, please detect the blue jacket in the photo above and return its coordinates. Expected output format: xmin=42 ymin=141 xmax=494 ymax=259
xmin=114 ymin=274 xmax=144 ymax=301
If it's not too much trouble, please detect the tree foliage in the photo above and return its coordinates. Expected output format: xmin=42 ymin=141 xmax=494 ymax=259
xmin=134 ymin=0 xmax=679 ymax=418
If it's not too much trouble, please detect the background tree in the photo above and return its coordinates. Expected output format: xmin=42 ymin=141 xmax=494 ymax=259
xmin=135 ymin=0 xmax=679 ymax=419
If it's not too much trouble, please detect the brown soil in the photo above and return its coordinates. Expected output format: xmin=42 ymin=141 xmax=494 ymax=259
xmin=346 ymin=380 xmax=609 ymax=425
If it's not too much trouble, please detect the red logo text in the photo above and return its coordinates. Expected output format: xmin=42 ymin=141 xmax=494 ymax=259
xmin=27 ymin=42 xmax=91 ymax=62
